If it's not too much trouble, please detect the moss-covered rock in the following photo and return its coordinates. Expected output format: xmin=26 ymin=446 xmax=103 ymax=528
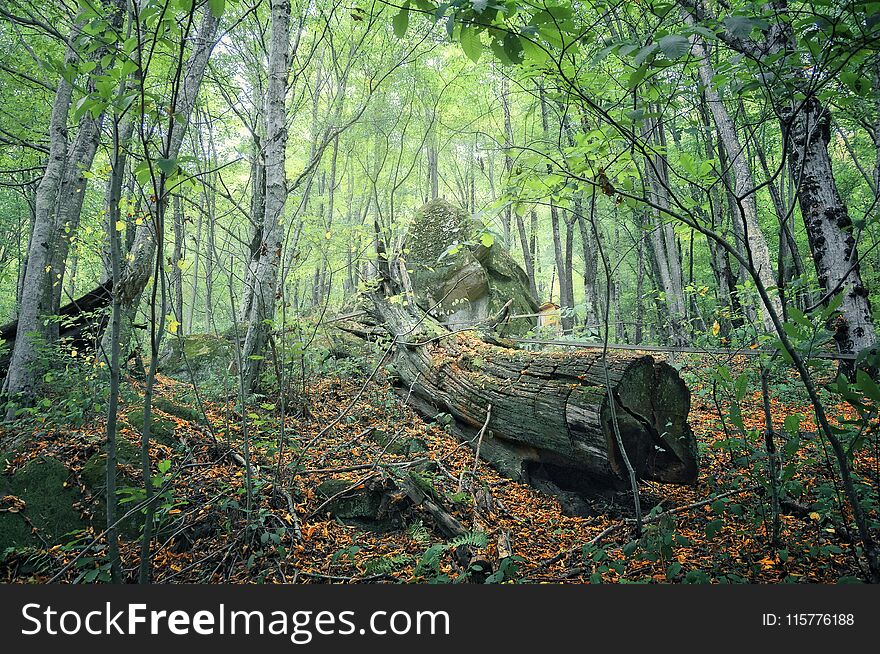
xmin=405 ymin=200 xmax=537 ymax=334
xmin=370 ymin=429 xmax=429 ymax=456
xmin=0 ymin=457 xmax=87 ymax=551
xmin=152 ymin=396 xmax=204 ymax=424
xmin=158 ymin=333 xmax=234 ymax=383
xmin=79 ymin=439 xmax=142 ymax=539
xmin=80 ymin=438 xmax=140 ymax=491
xmin=316 ymin=478 xmax=387 ymax=520
xmin=124 ymin=406 xmax=176 ymax=446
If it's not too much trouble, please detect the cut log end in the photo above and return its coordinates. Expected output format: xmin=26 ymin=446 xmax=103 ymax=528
xmin=602 ymin=356 xmax=697 ymax=486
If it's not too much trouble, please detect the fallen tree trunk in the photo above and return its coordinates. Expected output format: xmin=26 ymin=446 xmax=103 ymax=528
xmin=367 ymin=297 xmax=698 ymax=490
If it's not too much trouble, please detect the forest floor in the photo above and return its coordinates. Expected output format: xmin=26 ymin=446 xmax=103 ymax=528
xmin=0 ymin=351 xmax=875 ymax=584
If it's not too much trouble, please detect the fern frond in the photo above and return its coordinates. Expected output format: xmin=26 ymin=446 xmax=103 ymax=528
xmin=449 ymin=530 xmax=488 ymax=549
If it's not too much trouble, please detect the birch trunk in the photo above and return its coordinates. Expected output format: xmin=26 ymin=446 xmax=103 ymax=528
xmin=240 ymin=0 xmax=290 ymax=392
xmin=690 ymin=33 xmax=781 ymax=331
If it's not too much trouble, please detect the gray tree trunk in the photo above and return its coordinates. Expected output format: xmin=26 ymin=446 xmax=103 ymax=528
xmin=106 ymin=8 xmax=220 ymax=358
xmin=690 ymin=32 xmax=781 ymax=331
xmin=642 ymin=116 xmax=687 ymax=345
xmin=4 ymin=19 xmax=82 ymax=410
xmin=240 ymin=0 xmax=291 ymax=392
xmin=170 ymin=194 xmax=185 ymax=332
xmin=538 ymin=84 xmax=574 ymax=330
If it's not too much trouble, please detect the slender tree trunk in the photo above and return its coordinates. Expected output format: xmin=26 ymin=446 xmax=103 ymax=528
xmin=642 ymin=115 xmax=687 ymax=345
xmin=530 ymin=208 xmax=540 ymax=297
xmin=689 ymin=24 xmax=781 ymax=331
xmin=170 ymin=195 xmax=185 ymax=332
xmin=105 ymin=115 xmax=125 ymax=583
xmin=239 ymin=133 xmax=265 ymax=324
xmin=105 ymin=8 xmax=219 ymax=358
xmin=186 ymin=209 xmax=202 ymax=333
xmin=539 ymin=83 xmax=574 ymax=331
xmin=515 ymin=211 xmax=537 ymax=298
xmin=240 ymin=0 xmax=290 ymax=392
xmin=500 ymin=76 xmax=516 ymax=250
xmin=46 ymin=0 xmax=127 ymax=325
xmin=635 ymin=231 xmax=644 ymax=343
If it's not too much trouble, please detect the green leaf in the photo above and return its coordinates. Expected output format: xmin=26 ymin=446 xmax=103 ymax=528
xmin=502 ymin=32 xmax=524 ymax=64
xmin=156 ymin=158 xmax=178 ymax=175
xmin=634 ymin=42 xmax=658 ymax=66
xmin=208 ymin=0 xmax=225 ymax=18
xmin=392 ymin=8 xmax=410 ymax=38
xmin=841 ymin=71 xmax=871 ymax=95
xmin=479 ymin=231 xmax=495 ymax=247
xmin=705 ymin=518 xmax=723 ymax=539
xmin=460 ymin=25 xmax=482 ymax=63
xmin=658 ymin=34 xmax=690 ymax=60
xmin=723 ymin=16 xmax=761 ymax=40
xmin=627 ymin=64 xmax=648 ymax=89
xmin=734 ymin=373 xmax=748 ymax=401
xmin=856 ymin=370 xmax=880 ymax=403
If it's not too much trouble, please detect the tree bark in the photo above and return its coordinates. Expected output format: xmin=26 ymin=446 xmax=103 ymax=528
xmin=4 ymin=17 xmax=83 ymax=409
xmin=105 ymin=8 xmax=220 ymax=359
xmin=783 ymin=97 xmax=876 ymax=362
xmin=170 ymin=194 xmax=185 ymax=333
xmin=366 ymin=294 xmax=698 ymax=489
xmin=641 ymin=113 xmax=688 ymax=345
xmin=240 ymin=0 xmax=291 ymax=392
xmin=539 ymin=84 xmax=574 ymax=330
xmin=690 ymin=31 xmax=781 ymax=331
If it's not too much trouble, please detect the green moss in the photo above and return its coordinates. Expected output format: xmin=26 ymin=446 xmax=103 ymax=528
xmin=124 ymin=407 xmax=176 ymax=446
xmin=158 ymin=333 xmax=233 ymax=383
xmin=80 ymin=438 xmax=140 ymax=491
xmin=0 ymin=457 xmax=87 ymax=551
xmin=407 ymin=199 xmax=479 ymax=263
xmin=153 ymin=397 xmax=203 ymax=424
xmin=79 ymin=440 xmax=142 ymax=539
xmin=407 ymin=471 xmax=443 ymax=504
xmin=404 ymin=200 xmax=537 ymax=335
xmin=370 ymin=430 xmax=429 ymax=456
xmin=316 ymin=479 xmax=384 ymax=519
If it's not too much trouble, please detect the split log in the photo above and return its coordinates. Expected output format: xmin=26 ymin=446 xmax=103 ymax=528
xmin=369 ymin=297 xmax=698 ymax=490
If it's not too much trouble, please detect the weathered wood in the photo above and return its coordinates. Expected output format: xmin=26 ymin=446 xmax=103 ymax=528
xmin=369 ymin=297 xmax=698 ymax=489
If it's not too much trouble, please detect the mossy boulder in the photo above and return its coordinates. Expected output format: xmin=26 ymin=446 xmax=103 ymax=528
xmin=316 ymin=478 xmax=388 ymax=520
xmin=405 ymin=200 xmax=538 ymax=334
xmin=124 ymin=406 xmax=177 ymax=446
xmin=0 ymin=457 xmax=87 ymax=551
xmin=80 ymin=438 xmax=140 ymax=490
xmin=79 ymin=439 xmax=142 ymax=538
xmin=370 ymin=429 xmax=429 ymax=456
xmin=152 ymin=396 xmax=203 ymax=424
xmin=158 ymin=333 xmax=234 ymax=383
